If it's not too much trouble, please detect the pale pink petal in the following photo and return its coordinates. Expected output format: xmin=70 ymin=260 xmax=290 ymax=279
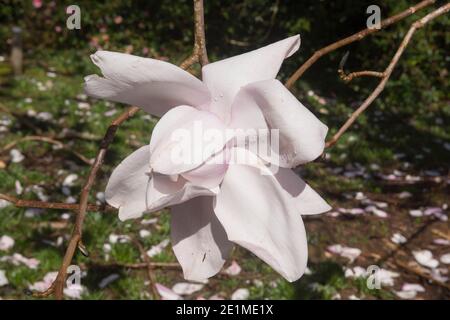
xmin=84 ymin=51 xmax=210 ymax=117
xmin=105 ymin=146 xmax=216 ymax=221
xmin=149 ymin=106 xmax=231 ymax=175
xmin=202 ymin=35 xmax=300 ymax=122
xmin=172 ymin=282 xmax=204 ymax=295
xmin=213 ymin=148 xmax=308 ymax=282
xmin=181 ymin=149 xmax=230 ymax=188
xmin=105 ymin=145 xmax=152 ymax=220
xmin=230 ymin=79 xmax=328 ymax=166
xmin=274 ymin=168 xmax=331 ymax=215
xmin=171 ymin=197 xmax=233 ymax=281
xmin=224 ymin=260 xmax=242 ymax=276
xmin=155 ymin=283 xmax=183 ymax=300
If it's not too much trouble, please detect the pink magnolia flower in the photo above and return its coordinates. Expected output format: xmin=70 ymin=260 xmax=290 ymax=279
xmin=84 ymin=35 xmax=331 ymax=282
xmin=32 ymin=0 xmax=43 ymax=9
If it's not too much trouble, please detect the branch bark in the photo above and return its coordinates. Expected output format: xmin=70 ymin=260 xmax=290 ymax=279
xmin=180 ymin=0 xmax=209 ymax=69
xmin=285 ymin=0 xmax=436 ymax=89
xmin=325 ymin=3 xmax=450 ymax=148
xmin=0 ymin=193 xmax=114 ymax=212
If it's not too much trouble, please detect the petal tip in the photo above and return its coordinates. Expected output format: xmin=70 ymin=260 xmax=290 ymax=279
xmin=285 ymin=34 xmax=301 ymax=58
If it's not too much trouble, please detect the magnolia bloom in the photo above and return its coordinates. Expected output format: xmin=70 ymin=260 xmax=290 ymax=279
xmin=84 ymin=35 xmax=331 ymax=282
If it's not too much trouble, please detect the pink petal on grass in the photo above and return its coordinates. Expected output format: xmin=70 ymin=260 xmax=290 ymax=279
xmin=224 ymin=260 xmax=242 ymax=276
xmin=156 ymin=283 xmax=183 ymax=300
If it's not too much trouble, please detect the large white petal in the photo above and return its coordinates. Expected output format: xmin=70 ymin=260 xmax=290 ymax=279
xmin=274 ymin=168 xmax=331 ymax=215
xmin=202 ymin=35 xmax=300 ymax=123
xmin=214 ymin=148 xmax=308 ymax=282
xmin=230 ymin=79 xmax=328 ymax=167
xmin=145 ymin=173 xmax=219 ymax=216
xmin=149 ymin=105 xmax=231 ymax=175
xmin=105 ymin=145 xmax=217 ymax=221
xmin=105 ymin=145 xmax=152 ymax=221
xmin=84 ymin=51 xmax=210 ymax=117
xmin=171 ymin=197 xmax=233 ymax=281
xmin=181 ymin=149 xmax=230 ymax=189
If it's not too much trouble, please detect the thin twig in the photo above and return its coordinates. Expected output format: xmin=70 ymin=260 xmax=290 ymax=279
xmin=325 ymin=3 xmax=450 ymax=148
xmin=87 ymin=260 xmax=243 ymax=277
xmin=1 ymin=135 xmax=93 ymax=165
xmin=285 ymin=0 xmax=436 ymax=89
xmin=0 ymin=193 xmax=114 ymax=212
xmin=133 ymin=238 xmax=160 ymax=300
xmin=50 ymin=106 xmax=140 ymax=299
xmin=338 ymin=70 xmax=385 ymax=83
xmin=180 ymin=0 xmax=209 ymax=69
xmin=87 ymin=261 xmax=181 ymax=270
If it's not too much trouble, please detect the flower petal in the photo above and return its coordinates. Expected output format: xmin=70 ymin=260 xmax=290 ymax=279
xmin=181 ymin=149 xmax=230 ymax=189
xmin=274 ymin=168 xmax=331 ymax=215
xmin=171 ymin=197 xmax=233 ymax=281
xmin=146 ymin=173 xmax=219 ymax=216
xmin=149 ymin=105 xmax=231 ymax=175
xmin=105 ymin=145 xmax=152 ymax=220
xmin=230 ymin=79 xmax=328 ymax=166
xmin=84 ymin=51 xmax=210 ymax=117
xmin=202 ymin=35 xmax=300 ymax=123
xmin=214 ymin=148 xmax=308 ymax=282
xmin=105 ymin=145 xmax=217 ymax=221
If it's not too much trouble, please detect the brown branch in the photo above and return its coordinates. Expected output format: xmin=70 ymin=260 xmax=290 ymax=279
xmin=0 ymin=193 xmax=114 ymax=212
xmin=338 ymin=70 xmax=385 ymax=83
xmin=325 ymin=3 xmax=450 ymax=148
xmin=87 ymin=260 xmax=242 ymax=277
xmin=133 ymin=238 xmax=160 ymax=300
xmin=285 ymin=0 xmax=436 ymax=89
xmin=48 ymin=106 xmax=140 ymax=299
xmin=1 ymin=135 xmax=93 ymax=165
xmin=180 ymin=0 xmax=209 ymax=69
xmin=87 ymin=261 xmax=181 ymax=270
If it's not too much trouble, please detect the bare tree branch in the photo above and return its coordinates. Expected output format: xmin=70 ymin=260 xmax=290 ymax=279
xmin=285 ymin=0 xmax=436 ymax=89
xmin=338 ymin=70 xmax=385 ymax=83
xmin=133 ymin=238 xmax=160 ymax=300
xmin=0 ymin=193 xmax=114 ymax=212
xmin=180 ymin=0 xmax=209 ymax=69
xmin=326 ymin=3 xmax=450 ymax=148
xmin=2 ymin=0 xmax=446 ymax=300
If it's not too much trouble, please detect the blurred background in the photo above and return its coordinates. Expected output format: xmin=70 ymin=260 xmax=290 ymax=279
xmin=0 ymin=0 xmax=448 ymax=299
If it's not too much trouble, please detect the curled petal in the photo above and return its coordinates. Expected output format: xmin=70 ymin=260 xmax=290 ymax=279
xmin=146 ymin=173 xmax=219 ymax=215
xmin=171 ymin=197 xmax=233 ymax=281
xmin=181 ymin=149 xmax=230 ymax=189
xmin=105 ymin=145 xmax=217 ymax=221
xmin=149 ymin=105 xmax=231 ymax=175
xmin=230 ymin=79 xmax=328 ymax=167
xmin=84 ymin=51 xmax=210 ymax=117
xmin=214 ymin=148 xmax=308 ymax=282
xmin=202 ymin=35 xmax=300 ymax=123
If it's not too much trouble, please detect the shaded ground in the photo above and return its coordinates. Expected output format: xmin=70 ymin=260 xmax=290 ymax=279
xmin=0 ymin=48 xmax=448 ymax=300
